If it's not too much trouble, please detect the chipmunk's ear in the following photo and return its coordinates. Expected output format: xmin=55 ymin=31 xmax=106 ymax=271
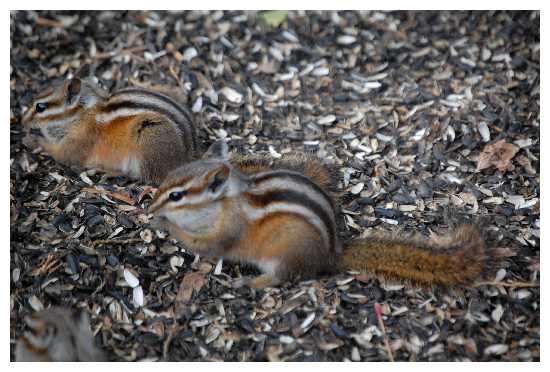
xmin=69 ymin=63 xmax=107 ymax=108
xmin=66 ymin=63 xmax=94 ymax=99
xmin=66 ymin=78 xmax=82 ymax=103
xmin=207 ymin=165 xmax=230 ymax=193
xmin=66 ymin=63 xmax=95 ymax=100
xmin=203 ymin=140 xmax=229 ymax=161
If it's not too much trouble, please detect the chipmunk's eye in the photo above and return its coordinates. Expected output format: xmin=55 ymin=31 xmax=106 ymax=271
xmin=35 ymin=102 xmax=48 ymax=113
xmin=169 ymin=190 xmax=187 ymax=202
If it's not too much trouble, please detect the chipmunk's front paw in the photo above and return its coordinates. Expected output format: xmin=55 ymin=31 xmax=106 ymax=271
xmin=231 ymin=275 xmax=279 ymax=289
xmin=248 ymin=275 xmax=280 ymax=289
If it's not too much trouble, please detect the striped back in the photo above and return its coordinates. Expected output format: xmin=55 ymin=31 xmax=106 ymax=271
xmin=245 ymin=169 xmax=337 ymax=251
xmin=99 ymin=88 xmax=196 ymax=157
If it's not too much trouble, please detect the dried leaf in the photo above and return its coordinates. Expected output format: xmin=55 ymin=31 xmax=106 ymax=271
xmin=176 ymin=272 xmax=207 ymax=303
xmin=476 ymin=139 xmax=519 ymax=172
xmin=82 ymin=187 xmax=135 ymax=205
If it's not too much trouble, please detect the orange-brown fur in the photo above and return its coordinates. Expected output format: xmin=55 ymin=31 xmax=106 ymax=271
xmin=342 ymin=225 xmax=488 ymax=286
xmin=152 ymin=150 xmax=338 ymax=205
xmin=22 ymin=68 xmax=196 ymax=185
xmin=229 ymin=212 xmax=336 ymax=288
xmin=230 ymin=152 xmax=339 ymax=194
xmin=38 ymin=113 xmax=136 ymax=172
xmin=87 ymin=115 xmax=137 ymax=166
xmin=39 ymin=116 xmax=98 ymax=166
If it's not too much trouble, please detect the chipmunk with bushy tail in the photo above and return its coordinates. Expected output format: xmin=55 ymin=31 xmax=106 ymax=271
xmin=21 ymin=64 xmax=197 ymax=184
xmin=149 ymin=141 xmax=490 ymax=289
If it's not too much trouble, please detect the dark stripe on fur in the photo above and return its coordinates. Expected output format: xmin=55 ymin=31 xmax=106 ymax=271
xmin=251 ymin=170 xmax=335 ymax=209
xmin=39 ymin=104 xmax=80 ymax=122
xmin=244 ymin=189 xmax=336 ymax=251
xmin=112 ymin=88 xmax=196 ymax=152
xmin=101 ymin=100 xmax=192 ymax=157
xmin=136 ymin=119 xmax=163 ymax=138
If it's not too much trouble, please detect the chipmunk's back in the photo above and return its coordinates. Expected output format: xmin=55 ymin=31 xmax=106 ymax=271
xmin=245 ymin=169 xmax=339 ymax=253
xmin=99 ymin=87 xmax=197 ymax=158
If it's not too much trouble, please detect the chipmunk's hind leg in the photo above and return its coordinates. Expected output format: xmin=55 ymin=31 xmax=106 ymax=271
xmin=256 ymin=237 xmax=332 ymax=288
xmin=280 ymin=243 xmax=334 ymax=283
xmin=133 ymin=115 xmax=188 ymax=184
xmin=246 ymin=216 xmax=334 ymax=289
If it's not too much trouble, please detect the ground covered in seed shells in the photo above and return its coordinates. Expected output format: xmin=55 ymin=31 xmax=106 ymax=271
xmin=10 ymin=11 xmax=539 ymax=361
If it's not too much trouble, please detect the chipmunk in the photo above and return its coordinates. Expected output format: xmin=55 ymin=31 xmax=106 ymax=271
xmin=15 ymin=307 xmax=105 ymax=362
xmin=149 ymin=141 xmax=490 ymax=289
xmin=21 ymin=64 xmax=197 ymax=184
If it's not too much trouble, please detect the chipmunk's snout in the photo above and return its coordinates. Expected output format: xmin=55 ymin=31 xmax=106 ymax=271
xmin=148 ymin=199 xmax=163 ymax=215
xmin=148 ymin=214 xmax=170 ymax=233
xmin=21 ymin=107 xmax=34 ymax=126
xmin=29 ymin=128 xmax=45 ymax=138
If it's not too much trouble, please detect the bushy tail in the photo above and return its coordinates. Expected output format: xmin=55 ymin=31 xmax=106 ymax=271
xmin=342 ymin=225 xmax=489 ymax=286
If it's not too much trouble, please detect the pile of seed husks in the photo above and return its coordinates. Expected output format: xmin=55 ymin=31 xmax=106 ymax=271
xmin=10 ymin=11 xmax=539 ymax=361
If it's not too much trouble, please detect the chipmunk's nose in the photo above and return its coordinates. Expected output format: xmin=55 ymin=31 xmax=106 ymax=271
xmin=148 ymin=214 xmax=168 ymax=232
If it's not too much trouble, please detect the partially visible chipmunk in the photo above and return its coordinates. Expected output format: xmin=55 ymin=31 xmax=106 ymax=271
xmin=21 ymin=64 xmax=197 ymax=184
xmin=15 ymin=307 xmax=105 ymax=362
xmin=149 ymin=141 xmax=490 ymax=288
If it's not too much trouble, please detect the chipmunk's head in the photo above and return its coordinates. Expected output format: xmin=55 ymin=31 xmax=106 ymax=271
xmin=22 ymin=64 xmax=107 ymax=147
xmin=149 ymin=140 xmax=248 ymax=235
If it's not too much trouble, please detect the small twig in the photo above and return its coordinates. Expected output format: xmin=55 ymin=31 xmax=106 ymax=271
xmin=82 ymin=187 xmax=135 ymax=205
xmin=91 ymin=238 xmax=143 ymax=247
xmin=169 ymin=65 xmax=184 ymax=91
xmin=36 ymin=16 xmax=65 ymax=28
xmin=93 ymin=46 xmax=147 ymax=60
xmin=163 ymin=324 xmax=184 ymax=360
xmin=92 ymin=322 xmax=103 ymax=337
xmin=473 ymin=281 xmax=539 ymax=288
xmin=374 ymin=302 xmax=394 ymax=362
xmin=31 ymin=253 xmax=61 ymax=276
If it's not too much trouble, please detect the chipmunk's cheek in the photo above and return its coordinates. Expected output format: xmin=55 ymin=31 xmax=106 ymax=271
xmin=46 ymin=126 xmax=68 ymax=142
